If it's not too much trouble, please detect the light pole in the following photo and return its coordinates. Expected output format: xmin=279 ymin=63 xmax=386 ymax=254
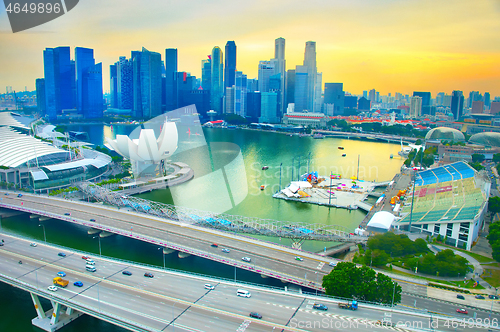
xmin=93 ymin=235 xmax=101 ymax=257
xmin=391 ymin=282 xmax=396 ymax=308
xmin=279 ymin=163 xmax=282 ymax=191
xmin=315 ymin=272 xmax=318 ymax=296
xmin=38 ymin=224 xmax=46 ymax=243
xmin=158 ymin=247 xmax=165 ymax=270
xmin=490 ymin=288 xmax=498 ymax=318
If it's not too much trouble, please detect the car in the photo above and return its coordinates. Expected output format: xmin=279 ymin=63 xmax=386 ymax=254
xmin=30 ymin=243 xmax=37 ymax=247
xmin=313 ymin=303 xmax=328 ymax=311
xmin=457 ymin=294 xmax=465 ymax=300
xmin=82 ymin=255 xmax=90 ymax=260
xmin=222 ymin=248 xmax=230 ymax=253
xmin=211 ymin=243 xmax=218 ymax=248
xmin=58 ymin=252 xmax=66 ymax=257
xmin=329 ymin=262 xmax=337 ymax=267
xmin=74 ymin=281 xmax=83 ymax=287
xmin=90 ymin=219 xmax=96 ymax=222
xmin=204 ymin=284 xmax=215 ymax=290
xmin=242 ymin=257 xmax=251 ymax=262
xmin=0 ymin=242 xmax=3 ymax=246
xmin=47 ymin=285 xmax=58 ymax=292
xmin=122 ymin=270 xmax=132 ymax=276
xmin=457 ymin=308 xmax=468 ymax=314
xmin=86 ymin=259 xmax=95 ymax=265
xmin=17 ymin=194 xmax=23 ymax=197
xmin=4 ymin=193 xmax=9 ymax=195
xmin=57 ymin=272 xmax=66 ymax=277
xmin=249 ymin=312 xmax=262 ymax=319
xmin=489 ymin=295 xmax=499 ymax=299
xmin=295 ymin=256 xmax=303 ymax=261
xmin=64 ymin=213 xmax=70 ymax=216
xmin=144 ymin=272 xmax=154 ymax=278
xmin=475 ymin=295 xmax=485 ymax=299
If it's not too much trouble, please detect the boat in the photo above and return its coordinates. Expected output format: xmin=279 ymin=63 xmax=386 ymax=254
xmin=313 ymin=133 xmax=324 ymax=139
xmin=262 ymin=166 xmax=269 ymax=170
xmin=390 ymin=154 xmax=393 ymax=159
xmin=338 ymin=147 xmax=344 ymax=150
xmin=260 ymin=185 xmax=265 ymax=190
xmin=342 ymin=154 xmax=346 ymax=157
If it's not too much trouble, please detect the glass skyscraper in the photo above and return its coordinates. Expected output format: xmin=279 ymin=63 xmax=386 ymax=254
xmin=165 ymin=48 xmax=178 ymax=111
xmin=211 ymin=47 xmax=223 ymax=113
xmin=43 ymin=46 xmax=74 ymax=120
xmin=224 ymin=41 xmax=236 ymax=90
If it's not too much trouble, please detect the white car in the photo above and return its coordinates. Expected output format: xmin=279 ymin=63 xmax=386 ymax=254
xmin=204 ymin=284 xmax=215 ymax=290
xmin=242 ymin=257 xmax=251 ymax=262
xmin=30 ymin=243 xmax=37 ymax=247
xmin=47 ymin=285 xmax=58 ymax=292
xmin=329 ymin=262 xmax=337 ymax=267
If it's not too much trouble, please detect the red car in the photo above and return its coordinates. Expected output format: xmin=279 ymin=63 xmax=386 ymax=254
xmin=456 ymin=308 xmax=468 ymax=314
xmin=82 ymin=255 xmax=90 ymax=260
xmin=144 ymin=272 xmax=154 ymax=278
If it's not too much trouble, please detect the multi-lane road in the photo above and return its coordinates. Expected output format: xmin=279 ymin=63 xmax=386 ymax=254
xmin=2 ymin=234 xmax=500 ymax=332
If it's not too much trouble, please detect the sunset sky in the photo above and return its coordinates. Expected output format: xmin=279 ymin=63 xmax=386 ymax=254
xmin=0 ymin=0 xmax=499 ymax=97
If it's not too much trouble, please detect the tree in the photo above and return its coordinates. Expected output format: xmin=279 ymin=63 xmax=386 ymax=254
xmin=322 ymin=262 xmax=401 ymax=305
xmin=415 ymin=139 xmax=422 ymax=145
xmin=472 ymin=154 xmax=485 ymax=163
xmin=470 ymin=162 xmax=484 ymax=171
xmin=493 ymin=153 xmax=500 ymax=163
xmin=489 ymin=197 xmax=500 ymax=214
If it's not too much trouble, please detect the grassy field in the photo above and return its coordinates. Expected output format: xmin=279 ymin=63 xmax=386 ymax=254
xmin=434 ymin=243 xmax=493 ymax=263
xmin=481 ymin=269 xmax=500 ymax=288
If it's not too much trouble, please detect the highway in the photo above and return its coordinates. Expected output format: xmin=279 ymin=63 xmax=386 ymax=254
xmin=1 ymin=234 xmax=499 ymax=332
xmin=0 ymin=192 xmax=337 ymax=290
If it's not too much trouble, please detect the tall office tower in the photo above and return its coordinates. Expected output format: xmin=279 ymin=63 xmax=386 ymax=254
xmin=225 ymin=87 xmax=235 ymax=114
xmin=413 ymin=92 xmax=431 ymax=115
xmin=368 ymin=89 xmax=376 ymax=105
xmin=409 ymin=96 xmax=422 ymax=118
xmin=116 ymin=56 xmax=133 ymax=110
xmin=35 ymin=78 xmax=45 ymax=113
xmin=314 ymin=72 xmax=323 ymax=113
xmin=211 ymin=47 xmax=223 ymax=113
xmin=376 ymin=92 xmax=380 ymax=104
xmin=258 ymin=60 xmax=275 ymax=93
xmin=201 ymin=58 xmax=211 ymax=91
xmin=43 ymin=46 xmax=74 ymax=120
xmin=259 ymin=92 xmax=278 ymax=123
xmin=285 ymin=69 xmax=295 ymax=109
xmin=491 ymin=102 xmax=500 ymax=115
xmin=443 ymin=94 xmax=452 ymax=107
xmin=471 ymin=100 xmax=484 ymax=114
xmin=451 ymin=90 xmax=464 ymax=120
xmin=224 ymin=41 xmax=236 ymax=90
xmin=363 ymin=91 xmax=368 ymax=100
xmin=484 ymin=92 xmax=491 ymax=108
xmin=110 ymin=64 xmax=118 ymax=108
xmin=436 ymin=92 xmax=445 ymax=106
xmin=468 ymin=91 xmax=480 ymax=108
xmin=324 ymin=83 xmax=344 ymax=116
xmin=303 ymin=41 xmax=317 ymax=112
xmin=246 ymin=91 xmax=261 ymax=122
xmin=131 ymin=48 xmax=162 ymax=118
xmin=294 ymin=65 xmax=308 ymax=112
xmin=234 ymin=71 xmax=247 ymax=117
xmin=273 ymin=37 xmax=286 ymax=117
xmin=81 ymin=62 xmax=103 ymax=118
xmin=165 ymin=48 xmax=178 ymax=111
xmin=75 ymin=47 xmax=96 ymax=113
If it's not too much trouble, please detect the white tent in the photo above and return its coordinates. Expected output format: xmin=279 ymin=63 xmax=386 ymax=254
xmin=366 ymin=211 xmax=395 ymax=232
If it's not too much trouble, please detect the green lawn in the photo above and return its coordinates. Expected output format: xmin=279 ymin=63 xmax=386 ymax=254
xmin=434 ymin=242 xmax=493 ymax=263
xmin=381 ymin=266 xmax=484 ymax=288
xmin=481 ymin=269 xmax=500 ymax=288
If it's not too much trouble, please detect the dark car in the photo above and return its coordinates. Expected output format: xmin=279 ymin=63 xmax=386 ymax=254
xmin=313 ymin=303 xmax=328 ymax=311
xmin=457 ymin=294 xmax=465 ymax=300
xmin=144 ymin=272 xmax=154 ymax=278
xmin=74 ymin=281 xmax=83 ymax=287
xmin=249 ymin=312 xmax=262 ymax=319
xmin=122 ymin=270 xmax=132 ymax=276
xmin=17 ymin=194 xmax=23 ymax=197
xmin=90 ymin=219 xmax=96 ymax=222
xmin=211 ymin=243 xmax=218 ymax=248
xmin=475 ymin=295 xmax=485 ymax=299
xmin=489 ymin=295 xmax=499 ymax=299
xmin=58 ymin=252 xmax=66 ymax=257
xmin=64 ymin=213 xmax=70 ymax=216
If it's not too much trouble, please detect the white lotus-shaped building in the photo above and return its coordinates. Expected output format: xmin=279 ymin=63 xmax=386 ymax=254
xmin=106 ymin=121 xmax=178 ymax=178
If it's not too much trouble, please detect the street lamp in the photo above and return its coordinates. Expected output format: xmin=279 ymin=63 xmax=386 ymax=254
xmin=490 ymin=288 xmax=498 ymax=319
xmin=158 ymin=247 xmax=165 ymax=270
xmin=315 ymin=272 xmax=318 ymax=296
xmin=391 ymin=282 xmax=396 ymax=308
xmin=38 ymin=224 xmax=46 ymax=243
xmin=93 ymin=235 xmax=102 ymax=257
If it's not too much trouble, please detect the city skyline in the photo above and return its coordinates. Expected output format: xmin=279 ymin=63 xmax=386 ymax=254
xmin=0 ymin=0 xmax=499 ymax=96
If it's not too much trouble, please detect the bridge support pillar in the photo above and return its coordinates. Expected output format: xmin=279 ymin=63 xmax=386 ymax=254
xmin=163 ymin=248 xmax=175 ymax=254
xmin=100 ymin=231 xmax=115 ymax=238
xmin=260 ymin=274 xmax=268 ymax=279
xmin=291 ymin=242 xmax=302 ymax=250
xmin=31 ymin=294 xmax=84 ymax=332
xmin=178 ymin=251 xmax=191 ymax=258
xmin=87 ymin=228 xmax=101 ymax=235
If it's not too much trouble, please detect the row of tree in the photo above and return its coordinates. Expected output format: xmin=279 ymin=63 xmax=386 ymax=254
xmin=322 ymin=262 xmax=402 ymax=305
xmin=367 ymin=232 xmax=429 ymax=257
xmin=487 ymin=220 xmax=500 ymax=262
xmin=404 ymin=249 xmax=468 ymax=277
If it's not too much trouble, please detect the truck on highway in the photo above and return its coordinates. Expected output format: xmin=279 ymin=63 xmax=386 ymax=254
xmin=338 ymin=300 xmax=358 ymax=310
xmin=53 ymin=277 xmax=69 ymax=288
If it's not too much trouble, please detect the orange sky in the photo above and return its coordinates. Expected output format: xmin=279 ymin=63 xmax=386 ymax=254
xmin=0 ymin=0 xmax=499 ymax=97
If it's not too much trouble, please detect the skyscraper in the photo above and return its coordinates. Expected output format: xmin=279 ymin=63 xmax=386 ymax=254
xmin=75 ymin=47 xmax=95 ymax=112
xmin=303 ymin=41 xmax=317 ymax=112
xmin=110 ymin=64 xmax=118 ymax=108
xmin=324 ymin=83 xmax=344 ymax=115
xmin=273 ymin=37 xmax=286 ymax=118
xmin=224 ymin=41 xmax=236 ymax=90
xmin=409 ymin=96 xmax=422 ymax=118
xmin=259 ymin=92 xmax=278 ymax=123
xmin=286 ymin=69 xmax=295 ymax=110
xmin=234 ymin=71 xmax=247 ymax=117
xmin=211 ymin=47 xmax=223 ymax=113
xmin=368 ymin=89 xmax=376 ymax=105
xmin=165 ymin=48 xmax=178 ymax=111
xmin=294 ymin=65 xmax=308 ymax=112
xmin=225 ymin=87 xmax=235 ymax=114
xmin=451 ymin=90 xmax=464 ymax=120
xmin=413 ymin=91 xmax=431 ymax=115
xmin=484 ymin=92 xmax=491 ymax=108
xmin=131 ymin=48 xmax=162 ymax=118
xmin=81 ymin=62 xmax=103 ymax=118
xmin=201 ymin=58 xmax=211 ymax=91
xmin=258 ymin=60 xmax=275 ymax=93
xmin=43 ymin=46 xmax=74 ymax=120
xmin=35 ymin=78 xmax=45 ymax=113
